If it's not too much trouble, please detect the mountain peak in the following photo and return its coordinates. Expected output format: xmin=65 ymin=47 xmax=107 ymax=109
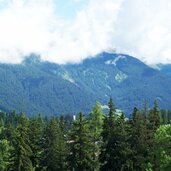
xmin=22 ymin=53 xmax=41 ymax=65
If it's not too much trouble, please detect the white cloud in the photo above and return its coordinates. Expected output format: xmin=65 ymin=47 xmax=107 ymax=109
xmin=0 ymin=0 xmax=171 ymax=64
xmin=114 ymin=0 xmax=171 ymax=64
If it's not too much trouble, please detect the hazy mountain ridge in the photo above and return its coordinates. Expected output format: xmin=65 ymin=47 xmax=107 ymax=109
xmin=156 ymin=64 xmax=171 ymax=76
xmin=0 ymin=52 xmax=171 ymax=116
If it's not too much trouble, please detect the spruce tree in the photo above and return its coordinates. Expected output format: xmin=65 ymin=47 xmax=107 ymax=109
xmin=0 ymin=125 xmax=12 ymax=171
xmin=88 ymin=102 xmax=104 ymax=170
xmin=10 ymin=113 xmax=33 ymax=171
xmin=129 ymin=107 xmax=148 ymax=170
xmin=147 ymin=100 xmax=161 ymax=171
xmin=42 ymin=117 xmax=68 ymax=171
xmin=100 ymin=98 xmax=133 ymax=171
xmin=68 ymin=112 xmax=94 ymax=171
xmin=99 ymin=97 xmax=117 ymax=170
xmin=148 ymin=100 xmax=161 ymax=131
xmin=29 ymin=116 xmax=44 ymax=170
xmin=115 ymin=113 xmax=133 ymax=170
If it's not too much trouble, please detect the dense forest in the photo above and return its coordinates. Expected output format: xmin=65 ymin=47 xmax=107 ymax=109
xmin=0 ymin=98 xmax=171 ymax=171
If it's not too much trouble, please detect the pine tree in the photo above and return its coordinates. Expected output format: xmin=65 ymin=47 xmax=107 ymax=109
xmin=29 ymin=116 xmax=44 ymax=170
xmin=148 ymin=100 xmax=161 ymax=131
xmin=88 ymin=102 xmax=104 ymax=170
xmin=115 ymin=113 xmax=133 ymax=170
xmin=147 ymin=100 xmax=161 ymax=171
xmin=129 ymin=107 xmax=148 ymax=170
xmin=42 ymin=117 xmax=68 ymax=171
xmin=0 ymin=125 xmax=12 ymax=171
xmin=9 ymin=113 xmax=33 ymax=171
xmin=108 ymin=97 xmax=116 ymax=129
xmin=68 ymin=112 xmax=94 ymax=171
xmin=100 ymin=97 xmax=133 ymax=171
xmin=99 ymin=97 xmax=117 ymax=170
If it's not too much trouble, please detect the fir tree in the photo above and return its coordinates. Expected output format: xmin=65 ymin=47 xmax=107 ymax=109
xmin=100 ymin=97 xmax=117 ymax=170
xmin=88 ymin=102 xmax=104 ymax=170
xmin=68 ymin=112 xmax=94 ymax=171
xmin=100 ymin=97 xmax=133 ymax=171
xmin=148 ymin=100 xmax=161 ymax=131
xmin=147 ymin=100 xmax=161 ymax=171
xmin=42 ymin=117 xmax=68 ymax=171
xmin=29 ymin=116 xmax=44 ymax=170
xmin=129 ymin=107 xmax=148 ymax=170
xmin=115 ymin=113 xmax=133 ymax=170
xmin=0 ymin=125 xmax=12 ymax=171
xmin=9 ymin=113 xmax=33 ymax=171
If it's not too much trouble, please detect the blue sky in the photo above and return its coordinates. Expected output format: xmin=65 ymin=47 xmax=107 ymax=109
xmin=0 ymin=0 xmax=171 ymax=65
xmin=54 ymin=0 xmax=88 ymax=20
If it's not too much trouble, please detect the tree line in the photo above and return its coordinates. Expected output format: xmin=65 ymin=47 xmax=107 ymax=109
xmin=0 ymin=98 xmax=171 ymax=171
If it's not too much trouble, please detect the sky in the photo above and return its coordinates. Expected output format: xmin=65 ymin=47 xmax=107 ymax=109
xmin=0 ymin=0 xmax=171 ymax=65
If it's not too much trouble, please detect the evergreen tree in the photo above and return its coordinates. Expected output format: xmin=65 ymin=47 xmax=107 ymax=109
xmin=100 ymin=97 xmax=117 ymax=170
xmin=160 ymin=109 xmax=169 ymax=124
xmin=100 ymin=98 xmax=133 ymax=171
xmin=147 ymin=100 xmax=161 ymax=171
xmin=88 ymin=102 xmax=104 ymax=170
xmin=68 ymin=112 xmax=94 ymax=171
xmin=129 ymin=107 xmax=148 ymax=170
xmin=148 ymin=100 xmax=161 ymax=130
xmin=115 ymin=113 xmax=133 ymax=170
xmin=42 ymin=117 xmax=68 ymax=171
xmin=155 ymin=124 xmax=171 ymax=171
xmin=9 ymin=113 xmax=33 ymax=171
xmin=29 ymin=116 xmax=44 ymax=170
xmin=0 ymin=125 xmax=12 ymax=171
xmin=108 ymin=97 xmax=116 ymax=128
xmin=142 ymin=100 xmax=148 ymax=116
xmin=0 ymin=99 xmax=170 ymax=171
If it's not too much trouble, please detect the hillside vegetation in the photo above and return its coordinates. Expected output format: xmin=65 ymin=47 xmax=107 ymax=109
xmin=0 ymin=99 xmax=171 ymax=170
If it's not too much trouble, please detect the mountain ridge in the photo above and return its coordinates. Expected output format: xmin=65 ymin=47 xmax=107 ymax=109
xmin=0 ymin=52 xmax=170 ymax=116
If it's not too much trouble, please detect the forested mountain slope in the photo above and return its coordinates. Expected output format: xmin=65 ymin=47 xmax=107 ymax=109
xmin=0 ymin=52 xmax=171 ymax=115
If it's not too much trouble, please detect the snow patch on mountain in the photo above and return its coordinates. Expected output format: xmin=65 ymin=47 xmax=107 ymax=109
xmin=106 ymin=85 xmax=111 ymax=91
xmin=60 ymin=72 xmax=76 ymax=84
xmin=115 ymin=71 xmax=127 ymax=83
xmin=105 ymin=55 xmax=127 ymax=66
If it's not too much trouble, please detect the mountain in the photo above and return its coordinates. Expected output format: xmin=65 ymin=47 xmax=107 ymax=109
xmin=0 ymin=52 xmax=171 ymax=116
xmin=155 ymin=64 xmax=171 ymax=76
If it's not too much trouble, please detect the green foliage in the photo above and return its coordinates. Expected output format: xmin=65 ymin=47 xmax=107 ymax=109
xmin=0 ymin=126 xmax=13 ymax=171
xmin=160 ymin=109 xmax=171 ymax=124
xmin=100 ymin=98 xmax=129 ymax=170
xmin=42 ymin=118 xmax=68 ymax=171
xmin=100 ymin=98 xmax=133 ymax=171
xmin=0 ymin=99 xmax=171 ymax=170
xmin=155 ymin=124 xmax=171 ymax=170
xmin=68 ymin=112 xmax=95 ymax=171
xmin=100 ymin=98 xmax=116 ymax=170
xmin=0 ymin=139 xmax=12 ymax=171
xmin=88 ymin=102 xmax=104 ymax=169
xmin=130 ymin=107 xmax=148 ymax=170
xmin=147 ymin=100 xmax=162 ymax=170
xmin=9 ymin=113 xmax=33 ymax=171
xmin=29 ymin=116 xmax=44 ymax=170
xmin=148 ymin=100 xmax=161 ymax=130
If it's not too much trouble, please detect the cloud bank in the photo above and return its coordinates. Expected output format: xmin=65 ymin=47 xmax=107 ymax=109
xmin=0 ymin=0 xmax=171 ymax=64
